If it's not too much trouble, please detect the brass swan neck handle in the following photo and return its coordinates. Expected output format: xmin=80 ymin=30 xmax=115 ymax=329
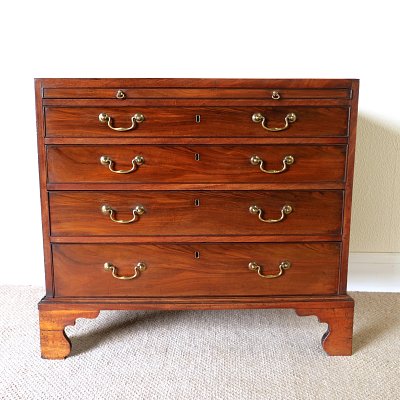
xmin=104 ymin=262 xmax=146 ymax=280
xmin=252 ymin=112 xmax=296 ymax=132
xmin=248 ymin=261 xmax=291 ymax=279
xmin=100 ymin=155 xmax=144 ymax=174
xmin=250 ymin=155 xmax=294 ymax=174
xmin=99 ymin=112 xmax=145 ymax=132
xmin=249 ymin=204 xmax=293 ymax=223
xmin=101 ymin=205 xmax=145 ymax=224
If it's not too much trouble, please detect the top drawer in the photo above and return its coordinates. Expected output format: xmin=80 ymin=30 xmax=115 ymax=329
xmin=43 ymin=87 xmax=352 ymax=100
xmin=44 ymin=106 xmax=349 ymax=138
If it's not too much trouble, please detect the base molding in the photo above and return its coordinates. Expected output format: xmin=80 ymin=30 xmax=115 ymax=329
xmin=348 ymin=252 xmax=400 ymax=292
xmin=38 ymin=295 xmax=354 ymax=359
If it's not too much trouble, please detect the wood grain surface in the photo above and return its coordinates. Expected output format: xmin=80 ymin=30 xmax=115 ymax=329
xmin=49 ymin=190 xmax=343 ymax=236
xmin=45 ymin=106 xmax=349 ymax=138
xmin=43 ymin=87 xmax=351 ymax=99
xmin=47 ymin=144 xmax=346 ymax=184
xmin=52 ymin=242 xmax=340 ymax=297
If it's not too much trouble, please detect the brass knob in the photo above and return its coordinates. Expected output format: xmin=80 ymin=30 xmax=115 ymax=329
xmin=252 ymin=113 xmax=264 ymax=123
xmin=249 ymin=205 xmax=261 ymax=214
xmin=133 ymin=113 xmax=145 ymax=123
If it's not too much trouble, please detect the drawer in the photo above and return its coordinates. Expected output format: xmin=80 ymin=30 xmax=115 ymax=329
xmin=43 ymin=87 xmax=351 ymax=99
xmin=44 ymin=106 xmax=349 ymax=138
xmin=52 ymin=242 xmax=340 ymax=297
xmin=49 ymin=190 xmax=343 ymax=236
xmin=47 ymin=144 xmax=347 ymax=184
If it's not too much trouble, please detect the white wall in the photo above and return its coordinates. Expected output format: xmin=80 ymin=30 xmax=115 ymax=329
xmin=1 ymin=0 xmax=399 ymax=290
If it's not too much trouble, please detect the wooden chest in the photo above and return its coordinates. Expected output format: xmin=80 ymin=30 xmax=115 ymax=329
xmin=36 ymin=78 xmax=359 ymax=358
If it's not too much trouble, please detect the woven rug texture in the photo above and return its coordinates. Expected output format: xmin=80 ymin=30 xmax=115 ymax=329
xmin=0 ymin=286 xmax=398 ymax=400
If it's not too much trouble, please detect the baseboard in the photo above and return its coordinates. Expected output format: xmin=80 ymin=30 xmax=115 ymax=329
xmin=348 ymin=252 xmax=400 ymax=292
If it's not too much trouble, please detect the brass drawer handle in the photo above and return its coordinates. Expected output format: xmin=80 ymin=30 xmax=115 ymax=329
xmin=99 ymin=112 xmax=145 ymax=132
xmin=104 ymin=262 xmax=146 ymax=280
xmin=250 ymin=155 xmax=294 ymax=174
xmin=249 ymin=204 xmax=292 ymax=223
xmin=248 ymin=260 xmax=291 ymax=279
xmin=101 ymin=204 xmax=145 ymax=224
xmin=100 ymin=155 xmax=144 ymax=174
xmin=252 ymin=112 xmax=296 ymax=132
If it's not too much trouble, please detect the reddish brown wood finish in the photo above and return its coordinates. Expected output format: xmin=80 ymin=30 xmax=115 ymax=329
xmin=38 ymin=295 xmax=354 ymax=358
xmin=52 ymin=242 xmax=340 ymax=297
xmin=39 ymin=308 xmax=100 ymax=359
xmin=44 ymin=137 xmax=349 ymax=145
xmin=296 ymin=301 xmax=354 ymax=356
xmin=50 ymin=235 xmax=343 ymax=243
xmin=35 ymin=78 xmax=359 ymax=358
xmin=339 ymin=80 xmax=360 ymax=293
xmin=49 ymin=190 xmax=343 ymax=237
xmin=44 ymin=106 xmax=349 ymax=138
xmin=37 ymin=78 xmax=354 ymax=89
xmin=40 ymin=295 xmax=354 ymax=309
xmin=47 ymin=144 xmax=346 ymax=184
xmin=47 ymin=183 xmax=345 ymax=191
xmin=35 ymin=81 xmax=53 ymax=296
xmin=43 ymin=87 xmax=351 ymax=99
xmin=43 ymin=98 xmax=351 ymax=108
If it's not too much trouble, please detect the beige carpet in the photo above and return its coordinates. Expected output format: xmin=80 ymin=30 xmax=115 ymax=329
xmin=0 ymin=287 xmax=398 ymax=400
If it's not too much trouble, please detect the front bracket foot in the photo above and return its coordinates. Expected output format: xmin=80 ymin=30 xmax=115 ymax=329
xmin=295 ymin=300 xmax=354 ymax=356
xmin=39 ymin=308 xmax=100 ymax=359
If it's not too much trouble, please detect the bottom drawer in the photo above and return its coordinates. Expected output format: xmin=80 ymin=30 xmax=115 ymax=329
xmin=52 ymin=243 xmax=340 ymax=297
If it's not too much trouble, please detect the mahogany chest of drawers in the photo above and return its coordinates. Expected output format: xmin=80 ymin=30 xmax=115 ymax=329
xmin=35 ymin=78 xmax=359 ymax=358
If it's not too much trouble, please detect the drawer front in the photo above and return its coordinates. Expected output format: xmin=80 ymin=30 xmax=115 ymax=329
xmin=43 ymin=87 xmax=351 ymax=99
xmin=47 ymin=144 xmax=347 ymax=184
xmin=49 ymin=190 xmax=343 ymax=236
xmin=45 ymin=106 xmax=349 ymax=137
xmin=52 ymin=243 xmax=340 ymax=297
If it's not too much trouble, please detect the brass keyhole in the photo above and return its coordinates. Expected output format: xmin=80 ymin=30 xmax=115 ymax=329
xmin=195 ymin=153 xmax=200 ymax=161
xmin=194 ymin=199 xmax=200 ymax=207
xmin=195 ymin=114 xmax=201 ymax=123
xmin=195 ymin=251 xmax=200 ymax=259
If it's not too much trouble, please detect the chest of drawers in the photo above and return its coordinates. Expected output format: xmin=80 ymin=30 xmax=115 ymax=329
xmin=36 ymin=78 xmax=359 ymax=359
